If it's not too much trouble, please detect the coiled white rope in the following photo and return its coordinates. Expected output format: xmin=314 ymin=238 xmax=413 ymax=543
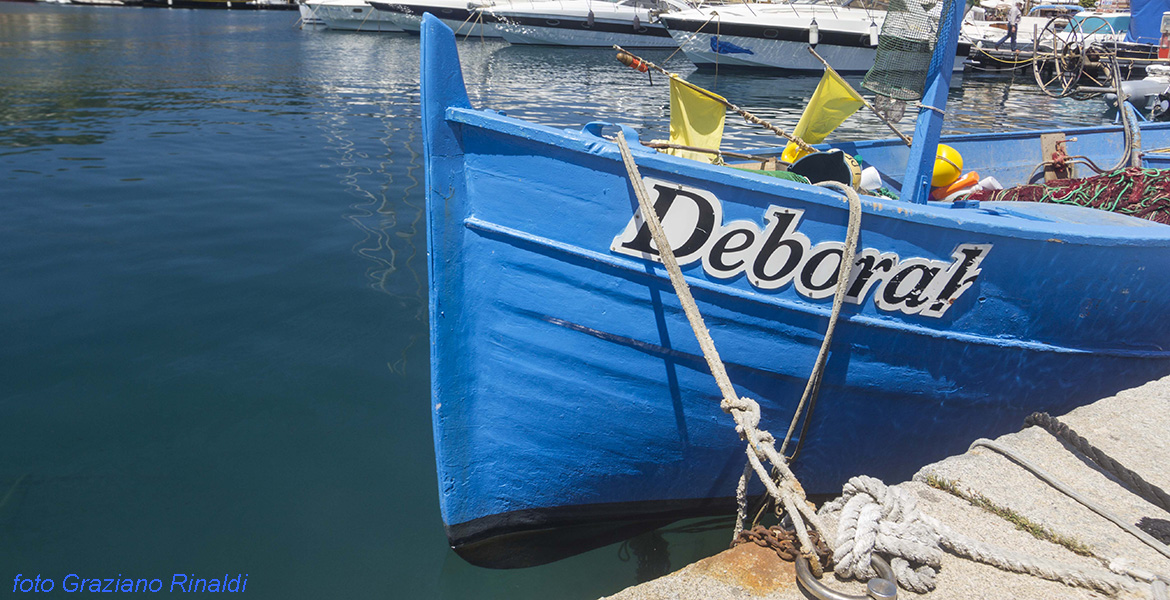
xmin=821 ymin=475 xmax=1139 ymax=595
xmin=615 ymin=132 xmax=862 ymax=574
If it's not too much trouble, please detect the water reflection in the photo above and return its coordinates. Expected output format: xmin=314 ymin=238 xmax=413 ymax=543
xmin=446 ymin=39 xmax=1115 ymax=149
xmin=294 ymin=30 xmax=429 ymax=375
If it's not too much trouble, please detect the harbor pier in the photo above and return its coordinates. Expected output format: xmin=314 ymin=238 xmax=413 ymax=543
xmin=602 ymin=374 xmax=1170 ymax=600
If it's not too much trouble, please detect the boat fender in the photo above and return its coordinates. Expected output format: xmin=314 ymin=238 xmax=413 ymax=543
xmin=932 ymin=144 xmax=963 ymax=187
xmin=931 ymin=170 xmax=979 ymax=200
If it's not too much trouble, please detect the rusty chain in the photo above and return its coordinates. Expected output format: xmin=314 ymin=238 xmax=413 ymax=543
xmin=733 ymin=525 xmax=833 ymax=571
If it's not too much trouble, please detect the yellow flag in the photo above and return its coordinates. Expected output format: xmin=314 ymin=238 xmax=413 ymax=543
xmin=781 ymin=69 xmax=865 ymax=164
xmin=667 ymin=75 xmax=726 ymax=163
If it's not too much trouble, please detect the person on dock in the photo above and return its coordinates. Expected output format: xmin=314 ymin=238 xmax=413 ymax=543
xmin=994 ymin=1 xmax=1023 ymax=52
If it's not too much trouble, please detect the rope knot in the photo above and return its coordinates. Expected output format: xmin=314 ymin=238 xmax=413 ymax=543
xmin=821 ymin=475 xmax=1137 ymax=596
xmin=821 ymin=476 xmax=943 ymax=593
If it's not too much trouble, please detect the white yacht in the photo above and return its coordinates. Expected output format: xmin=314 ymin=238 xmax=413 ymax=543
xmin=661 ymin=0 xmax=969 ymax=72
xmin=369 ymin=0 xmax=504 ymax=37
xmin=477 ymin=0 xmax=695 ymax=48
xmin=306 ymin=0 xmax=404 ymax=32
xmin=299 ymin=0 xmax=327 ymax=25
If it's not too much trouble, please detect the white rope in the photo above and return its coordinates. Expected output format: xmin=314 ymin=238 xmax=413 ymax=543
xmin=1110 ymin=556 xmax=1170 ymax=586
xmin=913 ymin=102 xmax=946 ymax=115
xmin=614 ymin=132 xmax=863 ymax=574
xmin=821 ymin=475 xmax=1139 ymax=595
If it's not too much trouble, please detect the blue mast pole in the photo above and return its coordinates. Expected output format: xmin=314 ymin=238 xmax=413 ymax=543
xmin=902 ymin=0 xmax=966 ymax=205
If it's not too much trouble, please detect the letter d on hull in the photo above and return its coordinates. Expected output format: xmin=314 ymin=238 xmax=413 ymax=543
xmin=611 ymin=178 xmax=722 ymax=265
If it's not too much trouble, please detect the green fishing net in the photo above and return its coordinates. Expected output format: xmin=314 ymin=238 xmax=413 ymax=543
xmin=862 ymin=0 xmax=953 ymax=101
xmin=969 ymin=167 xmax=1170 ymax=224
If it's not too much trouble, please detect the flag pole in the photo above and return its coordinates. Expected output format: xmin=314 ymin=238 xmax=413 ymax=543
xmin=807 ymin=47 xmax=912 ymax=147
xmin=614 ymin=45 xmax=817 ymax=156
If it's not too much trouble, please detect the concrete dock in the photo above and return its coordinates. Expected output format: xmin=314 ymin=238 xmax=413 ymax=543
xmin=603 ymin=375 xmax=1170 ymax=600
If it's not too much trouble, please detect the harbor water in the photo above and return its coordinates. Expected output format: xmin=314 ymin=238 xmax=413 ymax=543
xmin=0 ymin=3 xmax=1121 ymax=597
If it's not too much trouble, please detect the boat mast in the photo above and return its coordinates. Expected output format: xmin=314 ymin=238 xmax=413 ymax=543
xmin=901 ymin=0 xmax=966 ymax=205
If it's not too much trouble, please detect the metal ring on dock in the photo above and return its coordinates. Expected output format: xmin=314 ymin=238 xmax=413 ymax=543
xmin=794 ymin=554 xmax=897 ymax=600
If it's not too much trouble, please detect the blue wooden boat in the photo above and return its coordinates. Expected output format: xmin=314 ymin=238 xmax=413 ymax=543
xmin=420 ymin=6 xmax=1170 ymax=568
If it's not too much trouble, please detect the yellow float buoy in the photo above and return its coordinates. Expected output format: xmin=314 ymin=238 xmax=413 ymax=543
xmin=932 ymin=144 xmax=963 ymax=188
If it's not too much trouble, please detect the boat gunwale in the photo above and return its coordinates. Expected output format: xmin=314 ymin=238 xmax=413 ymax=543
xmin=443 ymin=104 xmax=1170 ymax=244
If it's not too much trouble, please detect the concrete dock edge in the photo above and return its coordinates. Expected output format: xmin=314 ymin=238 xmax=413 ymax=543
xmin=602 ymin=374 xmax=1170 ymax=600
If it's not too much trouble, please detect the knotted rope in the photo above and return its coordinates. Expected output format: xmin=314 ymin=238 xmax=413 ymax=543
xmin=614 ymin=132 xmax=862 ymax=575
xmin=821 ymin=476 xmax=1138 ymax=595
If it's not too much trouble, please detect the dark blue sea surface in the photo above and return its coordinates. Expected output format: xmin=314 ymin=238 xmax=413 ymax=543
xmin=0 ymin=4 xmax=1114 ymax=597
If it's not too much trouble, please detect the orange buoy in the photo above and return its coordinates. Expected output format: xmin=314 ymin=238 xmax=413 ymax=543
xmin=616 ymin=52 xmax=649 ymax=73
xmin=932 ymin=144 xmax=963 ymax=188
xmin=931 ymin=170 xmax=980 ymax=200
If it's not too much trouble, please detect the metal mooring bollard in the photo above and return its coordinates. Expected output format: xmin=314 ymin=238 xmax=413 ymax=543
xmin=794 ymin=554 xmax=897 ymax=600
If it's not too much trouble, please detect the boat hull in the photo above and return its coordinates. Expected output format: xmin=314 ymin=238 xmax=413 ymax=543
xmin=662 ymin=15 xmax=969 ymax=72
xmin=316 ymin=3 xmax=403 ymax=31
xmin=142 ymin=0 xmax=257 ymax=8
xmin=370 ymin=2 xmax=504 ymax=36
xmin=421 ymin=15 xmax=1170 ymax=566
xmin=299 ymin=1 xmax=325 ymax=24
xmin=490 ymin=17 xmax=675 ymax=47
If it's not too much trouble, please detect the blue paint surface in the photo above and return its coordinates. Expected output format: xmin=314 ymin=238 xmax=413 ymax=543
xmin=422 ymin=13 xmax=1170 ymax=556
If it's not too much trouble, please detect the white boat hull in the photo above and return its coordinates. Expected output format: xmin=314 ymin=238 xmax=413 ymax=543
xmin=388 ymin=12 xmax=503 ymax=36
xmin=299 ymin=2 xmax=326 ymax=24
xmin=495 ymin=21 xmax=675 ymax=47
xmin=671 ymin=29 xmax=879 ymax=71
xmin=662 ymin=3 xmax=967 ymax=73
xmin=370 ymin=0 xmax=504 ymax=37
xmin=479 ymin=0 xmax=684 ymax=47
xmin=667 ymin=27 xmax=966 ymax=72
xmin=318 ymin=3 xmax=404 ymax=31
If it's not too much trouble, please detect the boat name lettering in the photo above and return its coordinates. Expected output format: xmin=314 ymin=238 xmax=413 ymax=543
xmin=610 ymin=178 xmax=991 ymax=318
